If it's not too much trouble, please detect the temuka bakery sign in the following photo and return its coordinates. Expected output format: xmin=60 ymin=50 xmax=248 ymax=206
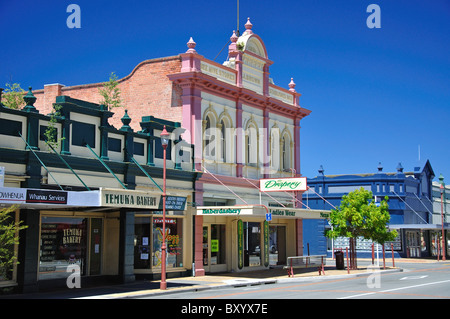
xmin=100 ymin=188 xmax=161 ymax=209
xmin=259 ymin=177 xmax=307 ymax=192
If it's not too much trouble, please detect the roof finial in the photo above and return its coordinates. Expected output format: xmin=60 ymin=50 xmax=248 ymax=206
xmin=186 ymin=37 xmax=197 ymax=53
xmin=245 ymin=17 xmax=253 ymax=34
xmin=318 ymin=165 xmax=325 ymax=176
xmin=23 ymin=86 xmax=38 ymax=113
xmin=120 ymin=109 xmax=133 ymax=132
xmin=229 ymin=30 xmax=238 ymax=51
xmin=289 ymin=78 xmax=296 ymax=92
xmin=231 ymin=30 xmax=238 ymax=43
xmin=377 ymin=162 xmax=383 ymax=172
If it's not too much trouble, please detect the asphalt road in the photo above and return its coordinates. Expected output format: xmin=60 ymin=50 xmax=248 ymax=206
xmin=147 ymin=261 xmax=450 ymax=300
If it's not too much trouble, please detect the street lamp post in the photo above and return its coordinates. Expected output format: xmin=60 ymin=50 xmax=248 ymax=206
xmin=440 ymin=177 xmax=446 ymax=261
xmin=160 ymin=125 xmax=170 ymax=290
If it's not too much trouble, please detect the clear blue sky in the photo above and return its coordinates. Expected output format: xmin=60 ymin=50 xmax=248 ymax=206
xmin=1 ymin=0 xmax=449 ymax=182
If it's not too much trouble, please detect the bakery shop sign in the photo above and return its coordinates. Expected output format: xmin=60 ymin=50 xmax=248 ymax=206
xmin=101 ymin=188 xmax=160 ymax=209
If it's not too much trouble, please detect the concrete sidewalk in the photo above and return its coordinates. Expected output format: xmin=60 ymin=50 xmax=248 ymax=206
xmin=4 ymin=258 xmax=445 ymax=299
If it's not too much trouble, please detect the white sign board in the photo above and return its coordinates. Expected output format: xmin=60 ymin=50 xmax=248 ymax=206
xmin=259 ymin=177 xmax=307 ymax=192
xmin=0 ymin=167 xmax=5 ymax=187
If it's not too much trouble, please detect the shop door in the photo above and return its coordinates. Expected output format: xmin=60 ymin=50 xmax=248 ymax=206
xmin=406 ymin=231 xmax=420 ymax=258
xmin=89 ymin=218 xmax=102 ymax=275
xmin=203 ymin=224 xmax=227 ymax=273
xmin=269 ymin=225 xmax=286 ymax=266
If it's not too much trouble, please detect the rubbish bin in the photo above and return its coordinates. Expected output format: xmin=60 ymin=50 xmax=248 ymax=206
xmin=335 ymin=251 xmax=344 ymax=270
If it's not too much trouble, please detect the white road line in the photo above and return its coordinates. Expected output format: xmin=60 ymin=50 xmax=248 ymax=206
xmin=338 ymin=279 xmax=450 ymax=299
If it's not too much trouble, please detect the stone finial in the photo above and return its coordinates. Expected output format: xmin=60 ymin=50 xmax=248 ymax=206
xmin=245 ymin=17 xmax=253 ymax=34
xmin=23 ymin=86 xmax=38 ymax=113
xmin=186 ymin=37 xmax=197 ymax=53
xmin=289 ymin=78 xmax=296 ymax=92
xmin=120 ymin=109 xmax=133 ymax=132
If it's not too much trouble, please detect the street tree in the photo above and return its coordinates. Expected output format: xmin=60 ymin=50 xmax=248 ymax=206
xmin=326 ymin=187 xmax=397 ymax=269
xmin=0 ymin=206 xmax=27 ymax=282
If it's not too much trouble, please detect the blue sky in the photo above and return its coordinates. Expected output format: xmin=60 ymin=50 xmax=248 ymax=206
xmin=1 ymin=0 xmax=449 ymax=182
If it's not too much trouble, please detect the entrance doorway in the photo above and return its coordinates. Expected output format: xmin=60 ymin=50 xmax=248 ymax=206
xmin=203 ymin=224 xmax=226 ymax=272
xmin=269 ymin=225 xmax=286 ymax=266
xmin=243 ymin=222 xmax=262 ymax=267
xmin=406 ymin=231 xmax=421 ymax=257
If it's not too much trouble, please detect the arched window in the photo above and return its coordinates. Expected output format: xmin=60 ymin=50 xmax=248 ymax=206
xmin=281 ymin=133 xmax=291 ymax=171
xmin=204 ymin=115 xmax=215 ymax=159
xmin=220 ymin=120 xmax=226 ymax=162
xmin=246 ymin=123 xmax=258 ymax=166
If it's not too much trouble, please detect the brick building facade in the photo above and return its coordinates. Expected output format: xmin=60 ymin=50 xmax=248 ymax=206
xmin=33 ymin=56 xmax=183 ymax=130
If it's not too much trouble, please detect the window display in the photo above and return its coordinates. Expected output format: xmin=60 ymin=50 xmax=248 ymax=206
xmin=153 ymin=217 xmax=183 ymax=268
xmin=134 ymin=215 xmax=184 ymax=270
xmin=39 ymin=217 xmax=87 ymax=280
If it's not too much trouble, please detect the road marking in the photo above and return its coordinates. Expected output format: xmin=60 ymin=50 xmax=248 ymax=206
xmin=339 ymin=278 xmax=450 ymax=299
xmin=399 ymin=275 xmax=428 ymax=280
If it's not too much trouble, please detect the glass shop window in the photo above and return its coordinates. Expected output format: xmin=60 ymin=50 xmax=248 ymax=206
xmin=39 ymin=217 xmax=87 ymax=280
xmin=153 ymin=217 xmax=183 ymax=269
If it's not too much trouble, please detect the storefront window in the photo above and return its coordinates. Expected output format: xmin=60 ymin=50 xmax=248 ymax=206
xmin=39 ymin=217 xmax=87 ymax=280
xmin=244 ymin=222 xmax=261 ymax=267
xmin=153 ymin=217 xmax=183 ymax=269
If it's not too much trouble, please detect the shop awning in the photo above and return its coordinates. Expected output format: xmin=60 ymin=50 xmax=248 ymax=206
xmin=196 ymin=205 xmax=330 ymax=219
xmin=389 ymin=223 xmax=450 ymax=230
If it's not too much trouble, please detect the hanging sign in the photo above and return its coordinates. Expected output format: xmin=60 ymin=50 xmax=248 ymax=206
xmin=159 ymin=196 xmax=187 ymax=211
xmin=259 ymin=177 xmax=307 ymax=192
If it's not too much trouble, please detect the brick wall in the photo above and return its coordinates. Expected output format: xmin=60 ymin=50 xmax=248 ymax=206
xmin=34 ymin=55 xmax=183 ymax=131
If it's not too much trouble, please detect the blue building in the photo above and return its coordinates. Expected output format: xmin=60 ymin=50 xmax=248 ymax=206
xmin=302 ymin=161 xmax=446 ymax=258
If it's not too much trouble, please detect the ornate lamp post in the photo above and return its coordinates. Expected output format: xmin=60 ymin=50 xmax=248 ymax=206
xmin=440 ymin=174 xmax=446 ymax=261
xmin=160 ymin=125 xmax=170 ymax=289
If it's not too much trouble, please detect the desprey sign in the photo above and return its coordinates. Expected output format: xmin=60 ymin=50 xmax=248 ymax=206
xmin=259 ymin=177 xmax=307 ymax=192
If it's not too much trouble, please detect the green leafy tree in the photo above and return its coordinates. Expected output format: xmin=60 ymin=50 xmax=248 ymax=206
xmin=326 ymin=187 xmax=397 ymax=269
xmin=44 ymin=104 xmax=65 ymax=150
xmin=0 ymin=205 xmax=27 ymax=281
xmin=2 ymin=83 xmax=25 ymax=109
xmin=98 ymin=72 xmax=123 ymax=110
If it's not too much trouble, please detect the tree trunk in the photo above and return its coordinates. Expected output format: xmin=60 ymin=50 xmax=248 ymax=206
xmin=349 ymin=237 xmax=357 ymax=269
